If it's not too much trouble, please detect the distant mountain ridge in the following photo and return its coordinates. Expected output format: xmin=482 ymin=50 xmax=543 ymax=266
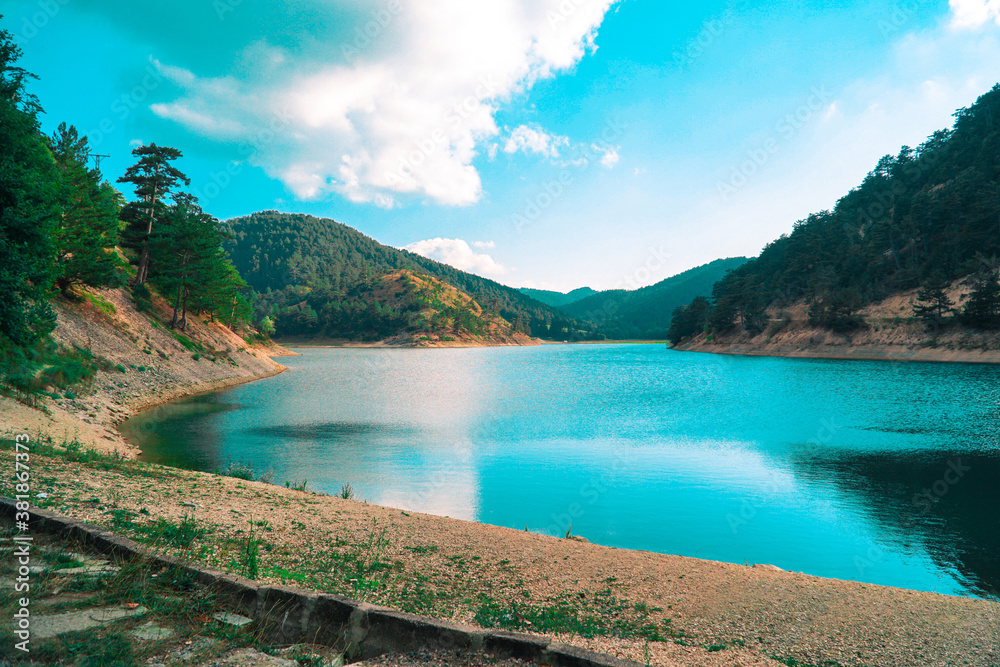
xmin=518 ymin=287 xmax=598 ymax=308
xmin=560 ymin=257 xmax=751 ymax=340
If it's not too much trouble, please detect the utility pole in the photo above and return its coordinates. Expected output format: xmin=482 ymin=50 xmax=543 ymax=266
xmin=90 ymin=153 xmax=111 ymax=172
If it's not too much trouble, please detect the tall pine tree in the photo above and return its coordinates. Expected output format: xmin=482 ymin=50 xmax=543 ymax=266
xmin=47 ymin=123 xmax=125 ymax=295
xmin=117 ymin=143 xmax=189 ymax=286
xmin=0 ymin=21 xmax=58 ymax=344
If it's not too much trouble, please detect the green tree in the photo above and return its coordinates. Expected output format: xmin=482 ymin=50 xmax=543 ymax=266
xmin=667 ymin=296 xmax=709 ymax=344
xmin=960 ymin=271 xmax=1000 ymax=329
xmin=148 ymin=194 xmax=221 ymax=330
xmin=259 ymin=315 xmax=276 ymax=337
xmin=118 ymin=143 xmax=189 ymax=285
xmin=913 ymin=272 xmax=954 ymax=325
xmin=0 ymin=21 xmax=58 ymax=344
xmin=47 ymin=123 xmax=125 ymax=295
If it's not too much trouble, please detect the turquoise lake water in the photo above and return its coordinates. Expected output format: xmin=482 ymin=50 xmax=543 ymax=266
xmin=123 ymin=344 xmax=1000 ymax=599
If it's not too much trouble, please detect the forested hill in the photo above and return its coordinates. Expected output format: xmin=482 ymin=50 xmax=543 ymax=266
xmin=519 ymin=287 xmax=598 ymax=308
xmin=222 ymin=211 xmax=591 ymax=340
xmin=670 ymin=83 xmax=1000 ymax=343
xmin=558 ymin=257 xmax=750 ymax=340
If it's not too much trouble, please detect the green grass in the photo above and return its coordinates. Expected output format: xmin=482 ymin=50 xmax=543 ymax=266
xmin=83 ymin=291 xmax=117 ymax=317
xmin=473 ymin=590 xmax=681 ymax=642
xmin=171 ymin=331 xmax=205 ymax=352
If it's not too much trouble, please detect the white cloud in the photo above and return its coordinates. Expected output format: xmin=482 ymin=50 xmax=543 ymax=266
xmin=471 ymin=240 xmax=496 ymax=248
xmin=151 ymin=1 xmax=620 ymax=206
xmin=403 ymin=238 xmax=507 ymax=276
xmin=503 ymin=125 xmax=568 ymax=158
xmin=950 ymin=0 xmax=1000 ymax=28
xmin=598 ymin=145 xmax=620 ymax=168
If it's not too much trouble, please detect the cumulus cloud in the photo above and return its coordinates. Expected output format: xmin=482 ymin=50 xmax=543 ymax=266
xmin=598 ymin=145 xmax=620 ymax=168
xmin=950 ymin=0 xmax=1000 ymax=28
xmin=149 ymin=0 xmax=619 ymax=206
xmin=503 ymin=125 xmax=569 ymax=158
xmin=471 ymin=240 xmax=496 ymax=248
xmin=402 ymin=238 xmax=507 ymax=276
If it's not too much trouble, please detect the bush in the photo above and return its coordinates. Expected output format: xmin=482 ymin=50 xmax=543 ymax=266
xmin=132 ymin=283 xmax=153 ymax=312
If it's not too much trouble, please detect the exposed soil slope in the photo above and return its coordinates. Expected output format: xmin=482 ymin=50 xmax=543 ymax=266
xmin=279 ymin=270 xmax=537 ymax=348
xmin=0 ymin=286 xmax=289 ymax=456
xmin=676 ymin=280 xmax=1000 ymax=363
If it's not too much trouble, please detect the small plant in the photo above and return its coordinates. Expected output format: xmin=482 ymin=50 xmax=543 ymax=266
xmin=83 ymin=291 xmax=117 ymax=317
xmin=221 ymin=459 xmax=263 ymax=482
xmin=241 ymin=519 xmax=262 ymax=579
xmin=145 ymin=515 xmax=205 ymax=549
xmin=340 ymin=483 xmax=354 ymax=499
xmin=132 ymin=283 xmax=153 ymax=312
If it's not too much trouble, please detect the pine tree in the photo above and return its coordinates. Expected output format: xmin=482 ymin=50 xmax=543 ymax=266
xmin=47 ymin=123 xmax=125 ymax=295
xmin=961 ymin=271 xmax=1000 ymax=329
xmin=0 ymin=22 xmax=59 ymax=344
xmin=117 ymin=143 xmax=189 ymax=286
xmin=913 ymin=272 xmax=954 ymax=325
xmin=148 ymin=194 xmax=220 ymax=330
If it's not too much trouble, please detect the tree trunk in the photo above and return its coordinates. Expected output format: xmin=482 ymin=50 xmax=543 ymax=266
xmin=171 ymin=282 xmax=182 ymax=328
xmin=134 ymin=185 xmax=158 ymax=285
xmin=180 ymin=286 xmax=189 ymax=331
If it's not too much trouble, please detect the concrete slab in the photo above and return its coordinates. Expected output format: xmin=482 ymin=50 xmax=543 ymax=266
xmin=30 ymin=604 xmax=149 ymax=639
xmin=212 ymin=611 xmax=253 ymax=627
xmin=53 ymin=564 xmax=120 ymax=576
xmin=196 ymin=648 xmax=300 ymax=666
xmin=132 ymin=620 xmax=176 ymax=641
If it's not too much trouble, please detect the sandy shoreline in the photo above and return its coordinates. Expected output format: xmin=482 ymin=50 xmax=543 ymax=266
xmin=16 ymin=449 xmax=998 ymax=667
xmin=675 ymin=340 xmax=1000 ymax=365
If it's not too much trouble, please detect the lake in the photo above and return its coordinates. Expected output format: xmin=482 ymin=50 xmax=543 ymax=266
xmin=122 ymin=344 xmax=1000 ymax=599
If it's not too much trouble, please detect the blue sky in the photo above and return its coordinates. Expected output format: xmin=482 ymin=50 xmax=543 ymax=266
xmin=4 ymin=0 xmax=1000 ymax=290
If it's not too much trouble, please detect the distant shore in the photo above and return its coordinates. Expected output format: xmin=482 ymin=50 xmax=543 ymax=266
xmin=675 ymin=287 xmax=1000 ymax=366
xmin=674 ymin=339 xmax=1000 ymax=365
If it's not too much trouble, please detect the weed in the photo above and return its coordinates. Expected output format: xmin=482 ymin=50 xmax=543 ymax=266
xmin=242 ymin=519 xmax=262 ymax=579
xmin=221 ymin=459 xmax=263 ymax=482
xmin=144 ymin=515 xmax=205 ymax=549
xmin=83 ymin=291 xmax=117 ymax=317
xmin=403 ymin=545 xmax=439 ymax=555
xmin=340 ymin=483 xmax=354 ymax=499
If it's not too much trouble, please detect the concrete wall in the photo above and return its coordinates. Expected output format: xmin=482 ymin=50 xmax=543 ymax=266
xmin=0 ymin=499 xmax=641 ymax=667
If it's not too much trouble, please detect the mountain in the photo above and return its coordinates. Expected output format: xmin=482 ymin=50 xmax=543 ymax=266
xmin=558 ymin=258 xmax=750 ymax=340
xmin=518 ymin=287 xmax=598 ymax=308
xmin=221 ymin=211 xmax=593 ymax=342
xmin=669 ymin=83 xmax=1000 ymax=345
